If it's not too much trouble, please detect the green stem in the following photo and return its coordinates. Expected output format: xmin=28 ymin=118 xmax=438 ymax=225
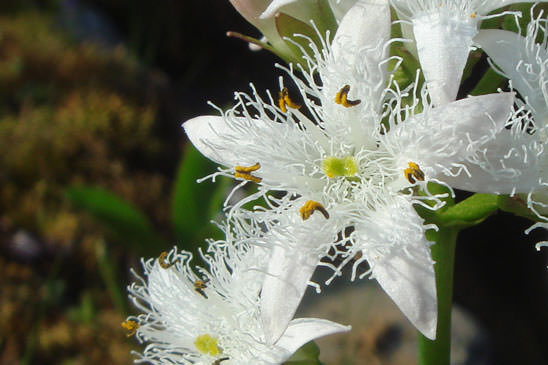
xmin=418 ymin=228 xmax=459 ymax=365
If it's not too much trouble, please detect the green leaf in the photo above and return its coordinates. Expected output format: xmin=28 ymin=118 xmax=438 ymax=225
xmin=436 ymin=193 xmax=499 ymax=227
xmin=66 ymin=186 xmax=162 ymax=256
xmin=276 ymin=13 xmax=323 ymax=65
xmin=310 ymin=0 xmax=338 ymax=39
xmin=171 ymin=144 xmax=229 ymax=250
xmin=284 ymin=341 xmax=322 ymax=364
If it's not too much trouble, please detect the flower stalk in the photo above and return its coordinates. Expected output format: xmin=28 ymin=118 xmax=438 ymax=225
xmin=418 ymin=226 xmax=458 ymax=365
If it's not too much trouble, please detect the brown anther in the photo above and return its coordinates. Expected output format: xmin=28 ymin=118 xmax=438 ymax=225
xmin=334 ymin=85 xmax=361 ymax=108
xmin=278 ymin=87 xmax=301 ymax=113
xmin=299 ymin=200 xmax=330 ymax=220
xmin=158 ymin=251 xmax=178 ymax=269
xmin=403 ymin=162 xmax=425 ymax=184
xmin=194 ymin=278 xmax=210 ymax=299
xmin=234 ymin=162 xmax=262 ymax=183
xmin=213 ymin=358 xmax=230 ymax=365
xmin=121 ymin=320 xmax=139 ymax=337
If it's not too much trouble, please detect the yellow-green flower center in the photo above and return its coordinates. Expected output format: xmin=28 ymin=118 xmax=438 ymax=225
xmin=194 ymin=334 xmax=221 ymax=356
xmin=322 ymin=156 xmax=358 ymax=178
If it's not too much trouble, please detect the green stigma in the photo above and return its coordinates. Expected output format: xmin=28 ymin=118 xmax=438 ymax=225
xmin=194 ymin=334 xmax=221 ymax=356
xmin=322 ymin=156 xmax=358 ymax=178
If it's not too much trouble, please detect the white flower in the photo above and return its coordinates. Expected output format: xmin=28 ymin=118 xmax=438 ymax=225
xmin=463 ymin=15 xmax=548 ymax=199
xmin=125 ymin=240 xmax=349 ymax=365
xmin=391 ymin=0 xmax=544 ymax=105
xmin=183 ymin=0 xmax=515 ymax=340
xmin=470 ymin=15 xmax=548 ymax=243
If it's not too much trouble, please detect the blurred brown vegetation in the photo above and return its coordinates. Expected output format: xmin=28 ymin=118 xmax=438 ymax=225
xmin=0 ymin=7 xmax=170 ymax=364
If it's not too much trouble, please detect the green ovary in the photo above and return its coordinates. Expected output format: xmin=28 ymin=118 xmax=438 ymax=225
xmin=194 ymin=334 xmax=221 ymax=356
xmin=322 ymin=156 xmax=358 ymax=178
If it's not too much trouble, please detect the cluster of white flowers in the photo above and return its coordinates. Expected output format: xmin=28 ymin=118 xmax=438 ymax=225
xmin=125 ymin=0 xmax=548 ymax=363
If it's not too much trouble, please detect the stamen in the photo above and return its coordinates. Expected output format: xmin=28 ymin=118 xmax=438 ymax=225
xmin=322 ymin=156 xmax=358 ymax=178
xmin=121 ymin=320 xmax=139 ymax=337
xmin=278 ymin=87 xmax=301 ymax=113
xmin=194 ymin=278 xmax=210 ymax=299
xmin=158 ymin=251 xmax=178 ymax=269
xmin=299 ymin=200 xmax=329 ymax=220
xmin=195 ymin=334 xmax=221 ymax=356
xmin=213 ymin=358 xmax=230 ymax=365
xmin=234 ymin=163 xmax=262 ymax=183
xmin=334 ymin=85 xmax=361 ymax=108
xmin=404 ymin=162 xmax=425 ymax=184
xmin=470 ymin=12 xmax=477 ymax=18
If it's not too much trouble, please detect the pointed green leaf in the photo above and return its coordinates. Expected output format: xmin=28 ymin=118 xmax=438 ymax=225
xmin=66 ymin=186 xmax=162 ymax=255
xmin=171 ymin=144 xmax=230 ymax=249
xmin=311 ymin=0 xmax=338 ymax=38
xmin=275 ymin=12 xmax=322 ymax=65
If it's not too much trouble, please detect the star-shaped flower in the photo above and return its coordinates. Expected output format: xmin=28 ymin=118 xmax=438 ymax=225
xmin=125 ymin=239 xmax=349 ymax=364
xmin=183 ymin=0 xmax=515 ymax=340
xmin=450 ymin=14 xmax=548 ymax=241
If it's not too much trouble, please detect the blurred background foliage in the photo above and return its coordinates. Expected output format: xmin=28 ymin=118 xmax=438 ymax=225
xmin=0 ymin=0 xmax=277 ymax=363
xmin=1 ymin=1 xmax=548 ymax=364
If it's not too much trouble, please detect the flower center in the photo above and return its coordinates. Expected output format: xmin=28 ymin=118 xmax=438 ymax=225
xmin=194 ymin=334 xmax=221 ymax=356
xmin=322 ymin=156 xmax=358 ymax=178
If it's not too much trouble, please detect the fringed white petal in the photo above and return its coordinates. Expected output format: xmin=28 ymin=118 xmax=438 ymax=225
xmin=261 ymin=245 xmax=320 ymax=344
xmin=442 ymin=129 xmax=545 ymax=194
xmin=183 ymin=115 xmax=247 ymax=167
xmin=328 ymin=0 xmax=359 ymax=21
xmin=183 ymin=114 xmax=325 ymax=192
xmin=320 ymin=0 xmax=390 ymax=147
xmin=356 ymin=195 xmax=437 ymax=339
xmin=370 ymin=239 xmax=438 ymax=340
xmin=412 ymin=11 xmax=478 ymax=105
xmin=331 ymin=0 xmax=391 ymax=65
xmin=475 ymin=29 xmax=548 ymax=115
xmin=383 ymin=93 xmax=515 ymax=178
xmin=275 ymin=318 xmax=351 ymax=357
